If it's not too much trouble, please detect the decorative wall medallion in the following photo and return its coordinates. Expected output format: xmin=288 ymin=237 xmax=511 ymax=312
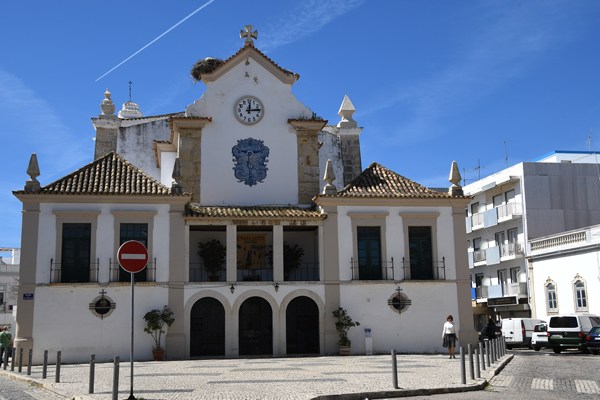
xmin=232 ymin=138 xmax=270 ymax=186
xmin=388 ymin=287 xmax=412 ymax=314
xmin=88 ymin=289 xmax=116 ymax=319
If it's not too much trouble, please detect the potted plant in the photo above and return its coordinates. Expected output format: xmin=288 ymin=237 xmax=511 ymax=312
xmin=283 ymin=242 xmax=304 ymax=279
xmin=332 ymin=307 xmax=360 ymax=356
xmin=143 ymin=305 xmax=175 ymax=361
xmin=197 ymin=239 xmax=226 ymax=281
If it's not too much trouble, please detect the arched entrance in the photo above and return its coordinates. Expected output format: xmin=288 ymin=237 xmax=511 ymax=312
xmin=239 ymin=297 xmax=272 ymax=355
xmin=190 ymin=297 xmax=225 ymax=357
xmin=286 ymin=296 xmax=319 ymax=354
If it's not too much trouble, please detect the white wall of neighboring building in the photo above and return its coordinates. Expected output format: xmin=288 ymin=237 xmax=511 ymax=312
xmin=529 ymin=225 xmax=600 ymax=322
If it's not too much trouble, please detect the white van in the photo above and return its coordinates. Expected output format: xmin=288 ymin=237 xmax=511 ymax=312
xmin=501 ymin=318 xmax=546 ymax=349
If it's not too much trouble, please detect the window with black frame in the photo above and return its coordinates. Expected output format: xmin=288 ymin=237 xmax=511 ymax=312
xmin=118 ymin=223 xmax=148 ymax=282
xmin=61 ymin=223 xmax=92 ymax=283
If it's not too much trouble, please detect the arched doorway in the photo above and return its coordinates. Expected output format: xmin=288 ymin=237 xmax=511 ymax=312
xmin=286 ymin=296 xmax=319 ymax=354
xmin=190 ymin=297 xmax=225 ymax=357
xmin=239 ymin=297 xmax=272 ymax=356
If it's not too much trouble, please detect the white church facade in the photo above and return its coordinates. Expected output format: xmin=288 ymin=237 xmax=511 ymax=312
xmin=13 ymin=27 xmax=474 ymax=363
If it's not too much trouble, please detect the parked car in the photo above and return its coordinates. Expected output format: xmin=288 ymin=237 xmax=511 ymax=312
xmin=548 ymin=315 xmax=600 ymax=353
xmin=501 ymin=318 xmax=545 ymax=349
xmin=585 ymin=326 xmax=600 ymax=355
xmin=531 ymin=323 xmax=549 ymax=351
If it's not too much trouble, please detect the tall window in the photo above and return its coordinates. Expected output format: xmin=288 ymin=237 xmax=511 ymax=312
xmin=119 ymin=223 xmax=148 ymax=282
xmin=493 ymin=194 xmax=503 ymax=208
xmin=505 ymin=189 xmax=515 ymax=203
xmin=574 ymin=280 xmax=588 ymax=311
xmin=510 ymin=267 xmax=519 ymax=283
xmin=408 ymin=226 xmax=433 ymax=280
xmin=495 ymin=231 xmax=505 ymax=247
xmin=61 ymin=223 xmax=91 ymax=283
xmin=357 ymin=227 xmax=382 ymax=280
xmin=546 ymin=282 xmax=558 ymax=312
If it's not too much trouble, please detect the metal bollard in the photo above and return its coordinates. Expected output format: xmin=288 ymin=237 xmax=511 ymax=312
xmin=479 ymin=342 xmax=485 ymax=371
xmin=55 ymin=351 xmax=61 ymax=383
xmin=459 ymin=346 xmax=466 ymax=384
xmin=112 ymin=356 xmax=120 ymax=400
xmin=475 ymin=346 xmax=481 ymax=378
xmin=391 ymin=349 xmax=399 ymax=389
xmin=493 ymin=339 xmax=498 ymax=363
xmin=485 ymin=339 xmax=491 ymax=368
xmin=468 ymin=343 xmax=474 ymax=380
xmin=27 ymin=349 xmax=32 ymax=375
xmin=10 ymin=348 xmax=15 ymax=371
xmin=89 ymin=354 xmax=95 ymax=394
xmin=502 ymin=337 xmax=506 ymax=356
xmin=18 ymin=348 xmax=23 ymax=373
xmin=42 ymin=350 xmax=48 ymax=379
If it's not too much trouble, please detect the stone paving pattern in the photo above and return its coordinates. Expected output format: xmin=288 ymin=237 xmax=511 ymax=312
xmin=0 ymin=354 xmax=509 ymax=400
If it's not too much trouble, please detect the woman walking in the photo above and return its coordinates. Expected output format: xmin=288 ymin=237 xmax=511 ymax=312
xmin=442 ymin=315 xmax=458 ymax=359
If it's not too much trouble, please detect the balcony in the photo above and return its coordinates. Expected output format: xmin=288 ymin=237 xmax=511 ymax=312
xmin=497 ymin=202 xmax=523 ymax=221
xmin=399 ymin=257 xmax=446 ymax=281
xmin=473 ymin=249 xmax=486 ymax=265
xmin=475 ymin=282 xmax=528 ymax=302
xmin=500 ymin=242 xmax=524 ymax=259
xmin=351 ymin=258 xmax=394 ymax=280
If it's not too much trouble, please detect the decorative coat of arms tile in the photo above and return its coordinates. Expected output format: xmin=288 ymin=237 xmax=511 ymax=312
xmin=232 ymin=138 xmax=270 ymax=186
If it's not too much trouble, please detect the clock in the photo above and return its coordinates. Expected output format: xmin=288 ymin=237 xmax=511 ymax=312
xmin=235 ymin=96 xmax=264 ymax=125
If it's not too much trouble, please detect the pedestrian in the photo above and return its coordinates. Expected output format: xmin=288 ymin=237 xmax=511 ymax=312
xmin=442 ymin=315 xmax=458 ymax=359
xmin=0 ymin=326 xmax=8 ymax=364
xmin=485 ymin=317 xmax=497 ymax=341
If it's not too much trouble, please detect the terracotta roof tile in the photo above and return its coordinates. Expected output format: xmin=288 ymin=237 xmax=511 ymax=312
xmin=330 ymin=162 xmax=464 ymax=199
xmin=22 ymin=152 xmax=178 ymax=196
xmin=186 ymin=204 xmax=324 ymax=219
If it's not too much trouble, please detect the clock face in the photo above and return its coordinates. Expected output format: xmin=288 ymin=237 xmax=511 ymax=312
xmin=235 ymin=96 xmax=264 ymax=125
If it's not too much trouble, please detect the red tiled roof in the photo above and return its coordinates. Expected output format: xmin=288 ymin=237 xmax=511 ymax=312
xmin=16 ymin=152 xmax=180 ymax=196
xmin=186 ymin=204 xmax=324 ymax=219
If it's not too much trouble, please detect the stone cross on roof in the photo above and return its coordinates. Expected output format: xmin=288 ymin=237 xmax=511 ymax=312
xmin=240 ymin=25 xmax=258 ymax=45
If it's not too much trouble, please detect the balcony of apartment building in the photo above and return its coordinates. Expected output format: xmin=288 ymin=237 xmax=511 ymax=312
xmin=466 ymin=202 xmax=523 ymax=233
xmin=474 ymin=281 xmax=528 ymax=305
xmin=469 ymin=241 xmax=524 ymax=268
xmin=189 ymin=225 xmax=320 ymax=284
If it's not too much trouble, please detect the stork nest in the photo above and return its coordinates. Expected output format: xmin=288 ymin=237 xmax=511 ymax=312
xmin=190 ymin=57 xmax=224 ymax=82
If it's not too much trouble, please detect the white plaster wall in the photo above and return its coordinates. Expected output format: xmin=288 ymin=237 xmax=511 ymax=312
xmin=31 ymin=286 xmax=169 ymax=364
xmin=36 ymin=203 xmax=171 ymax=284
xmin=186 ymin=60 xmax=313 ymax=206
xmin=336 ymin=205 xmax=460 ymax=281
xmin=340 ymin=282 xmax=461 ymax=354
xmin=160 ymin=152 xmax=177 ymax=187
xmin=117 ymin=120 xmax=171 ymax=181
xmin=531 ymin=251 xmax=600 ymax=321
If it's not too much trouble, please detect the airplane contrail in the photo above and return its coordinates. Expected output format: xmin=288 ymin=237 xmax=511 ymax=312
xmin=95 ymin=0 xmax=217 ymax=82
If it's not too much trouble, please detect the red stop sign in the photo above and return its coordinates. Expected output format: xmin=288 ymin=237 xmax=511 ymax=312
xmin=118 ymin=240 xmax=148 ymax=273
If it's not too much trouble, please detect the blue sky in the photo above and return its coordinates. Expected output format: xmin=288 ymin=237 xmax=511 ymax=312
xmin=2 ymin=0 xmax=600 ymax=248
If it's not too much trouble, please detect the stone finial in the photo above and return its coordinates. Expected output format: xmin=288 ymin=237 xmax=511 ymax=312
xmin=240 ymin=25 xmax=258 ymax=46
xmin=118 ymin=101 xmax=143 ymax=119
xmin=100 ymin=88 xmax=116 ymax=116
xmin=322 ymin=159 xmax=337 ymax=195
xmin=171 ymin=158 xmax=183 ymax=194
xmin=24 ymin=153 xmax=41 ymax=193
xmin=337 ymin=95 xmax=357 ymax=128
xmin=448 ymin=160 xmax=463 ymax=196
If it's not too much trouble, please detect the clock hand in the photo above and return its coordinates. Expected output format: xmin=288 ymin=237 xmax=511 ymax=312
xmin=246 ymin=102 xmax=251 ymax=114
xmin=248 ymin=108 xmax=261 ymax=112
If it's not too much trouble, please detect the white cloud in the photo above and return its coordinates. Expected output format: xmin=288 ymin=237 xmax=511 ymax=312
xmin=260 ymin=0 xmax=364 ymax=51
xmin=361 ymin=1 xmax=577 ymax=145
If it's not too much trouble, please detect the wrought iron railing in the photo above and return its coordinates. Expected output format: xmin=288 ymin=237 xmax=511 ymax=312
xmin=399 ymin=257 xmax=446 ymax=281
xmin=237 ymin=268 xmax=273 ymax=282
xmin=50 ymin=258 xmax=100 ymax=283
xmin=188 ymin=262 xmax=226 ymax=282
xmin=284 ymin=262 xmax=320 ymax=281
xmin=109 ymin=258 xmax=156 ymax=282
xmin=350 ymin=258 xmax=395 ymax=280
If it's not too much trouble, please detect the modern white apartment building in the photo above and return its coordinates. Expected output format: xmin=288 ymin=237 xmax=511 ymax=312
xmin=463 ymin=151 xmax=600 ymax=329
xmin=0 ymin=247 xmax=19 ymax=331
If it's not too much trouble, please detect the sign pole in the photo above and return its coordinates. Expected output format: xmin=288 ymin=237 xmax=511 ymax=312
xmin=117 ymin=240 xmax=148 ymax=400
xmin=129 ymin=271 xmax=135 ymax=400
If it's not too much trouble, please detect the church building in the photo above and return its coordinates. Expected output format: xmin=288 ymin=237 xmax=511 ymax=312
xmin=13 ymin=27 xmax=474 ymax=363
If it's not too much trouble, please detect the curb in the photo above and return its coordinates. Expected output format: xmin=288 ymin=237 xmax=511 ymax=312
xmin=311 ymin=354 xmax=514 ymax=400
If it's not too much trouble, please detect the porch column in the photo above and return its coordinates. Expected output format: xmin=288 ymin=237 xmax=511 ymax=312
xmin=226 ymin=225 xmax=237 ymax=282
xmin=273 ymin=225 xmax=284 ymax=282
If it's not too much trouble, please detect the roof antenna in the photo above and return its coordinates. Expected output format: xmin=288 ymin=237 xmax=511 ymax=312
xmin=128 ymin=80 xmax=133 ymax=102
xmin=504 ymin=141 xmax=509 ymax=168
